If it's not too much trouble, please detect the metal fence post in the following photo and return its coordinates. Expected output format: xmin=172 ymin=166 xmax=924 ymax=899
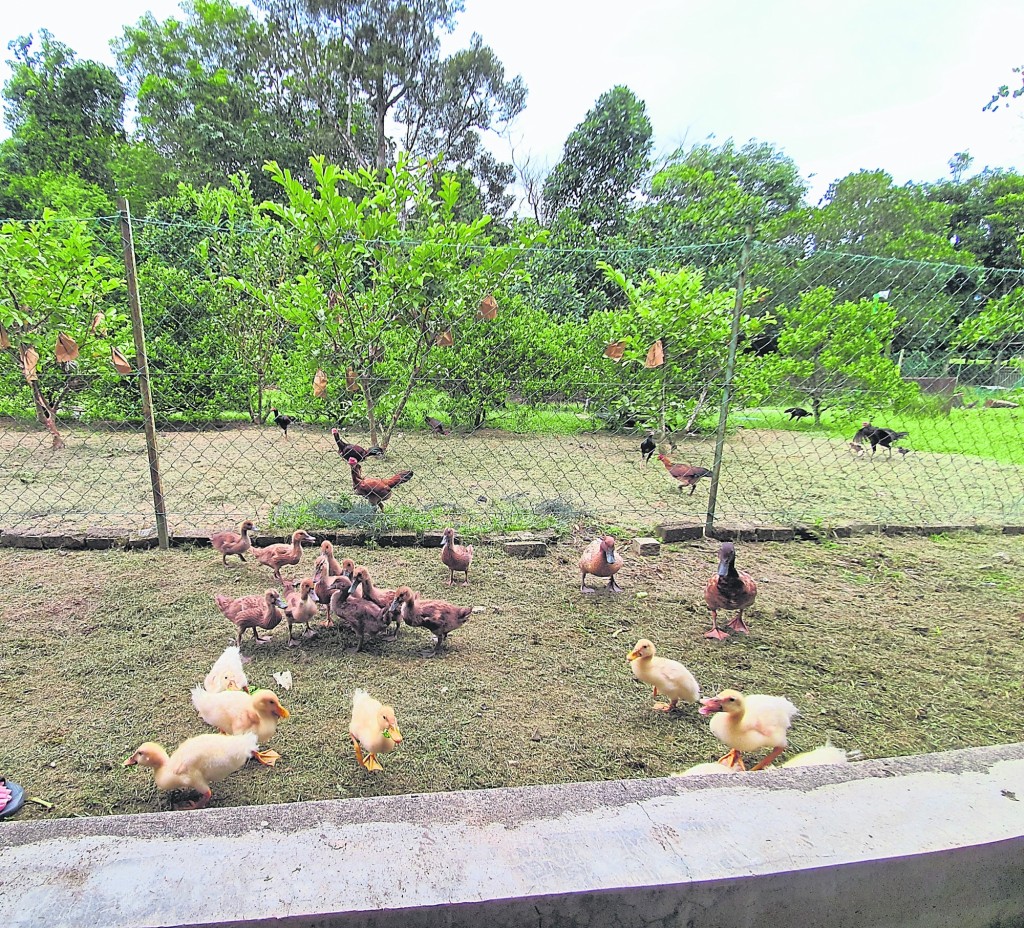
xmin=118 ymin=197 xmax=170 ymax=549
xmin=704 ymin=226 xmax=754 ymax=535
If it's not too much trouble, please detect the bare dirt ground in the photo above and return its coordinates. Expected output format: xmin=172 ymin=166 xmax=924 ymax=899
xmin=0 ymin=421 xmax=1021 ymax=535
xmin=0 ymin=531 xmax=1021 ymax=819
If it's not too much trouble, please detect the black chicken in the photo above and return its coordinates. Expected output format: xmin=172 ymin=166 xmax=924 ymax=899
xmin=330 ymin=428 xmax=384 ymax=462
xmin=425 ymin=415 xmax=450 ymax=436
xmin=784 ymin=407 xmax=812 ymax=421
xmin=852 ymin=421 xmax=909 ymax=457
xmin=270 ymin=407 xmax=292 ymax=440
xmin=640 ymin=431 xmax=656 ymax=466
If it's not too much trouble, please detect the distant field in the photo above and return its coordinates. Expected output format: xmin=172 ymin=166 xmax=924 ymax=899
xmin=0 ymin=412 xmax=1021 ymax=535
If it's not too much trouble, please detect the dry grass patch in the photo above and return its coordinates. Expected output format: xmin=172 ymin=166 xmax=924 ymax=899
xmin=0 ymin=422 xmax=1022 ymax=535
xmin=1 ymin=530 xmax=1022 ymax=820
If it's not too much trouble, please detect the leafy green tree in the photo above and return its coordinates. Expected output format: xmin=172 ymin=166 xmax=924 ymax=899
xmin=769 ymin=286 xmax=914 ymax=425
xmin=263 ymin=153 xmax=538 ymax=448
xmin=582 ymin=262 xmax=768 ymax=432
xmin=425 ymin=296 xmax=566 ymax=428
xmin=0 ymin=212 xmax=126 ymax=446
xmin=543 ymin=85 xmax=652 ymax=233
xmin=644 ymin=139 xmax=805 ymax=236
xmin=955 ymin=287 xmax=1024 ymax=356
xmin=2 ymin=32 xmax=126 ymax=190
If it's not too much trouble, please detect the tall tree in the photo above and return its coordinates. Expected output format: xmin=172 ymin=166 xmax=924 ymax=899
xmin=2 ymin=32 xmax=125 ymax=190
xmin=288 ymin=0 xmax=525 ymax=210
xmin=542 ymin=85 xmax=653 ymax=232
xmin=114 ymin=0 xmax=373 ymax=198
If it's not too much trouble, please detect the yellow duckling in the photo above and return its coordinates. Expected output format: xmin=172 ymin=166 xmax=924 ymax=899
xmin=202 ymin=645 xmax=249 ymax=694
xmin=780 ymin=740 xmax=861 ymax=768
xmin=348 ymin=688 xmax=402 ymax=772
xmin=123 ymin=732 xmax=258 ymax=809
xmin=699 ymin=688 xmax=798 ymax=770
xmin=190 ymin=686 xmax=290 ymax=766
xmin=672 ymin=762 xmax=741 ymax=777
xmin=627 ymin=638 xmax=700 ymax=712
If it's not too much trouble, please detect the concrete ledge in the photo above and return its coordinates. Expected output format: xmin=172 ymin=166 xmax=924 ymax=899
xmin=2 ymin=743 xmax=1023 ymax=928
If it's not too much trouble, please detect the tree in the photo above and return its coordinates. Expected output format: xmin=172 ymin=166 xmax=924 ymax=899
xmin=984 ymin=65 xmax=1024 ymax=111
xmin=287 ymin=0 xmax=524 ymax=200
xmin=542 ymin=86 xmax=653 ymax=232
xmin=770 ymin=286 xmax=914 ymax=425
xmin=638 ymin=139 xmax=806 ymax=243
xmin=582 ymin=262 xmax=768 ymax=433
xmin=263 ymin=154 xmax=538 ymax=448
xmin=2 ymin=32 xmax=126 ymax=190
xmin=0 ymin=212 xmax=126 ymax=447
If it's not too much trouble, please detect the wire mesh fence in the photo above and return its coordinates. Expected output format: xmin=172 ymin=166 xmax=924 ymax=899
xmin=1 ymin=202 xmax=1022 ymax=541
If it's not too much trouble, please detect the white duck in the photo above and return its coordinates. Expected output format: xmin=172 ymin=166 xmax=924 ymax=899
xmin=190 ymin=686 xmax=290 ymax=765
xmin=626 ymin=638 xmax=700 ymax=712
xmin=202 ymin=646 xmax=249 ymax=694
xmin=123 ymin=732 xmax=258 ymax=809
xmin=699 ymin=689 xmax=799 ymax=770
xmin=349 ymin=688 xmax=402 ymax=772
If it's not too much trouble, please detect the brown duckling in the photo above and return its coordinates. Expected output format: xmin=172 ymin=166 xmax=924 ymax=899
xmin=328 ymin=587 xmax=391 ymax=653
xmin=440 ymin=527 xmax=474 ymax=585
xmin=312 ymin=554 xmax=353 ymax=607
xmin=210 ymin=519 xmax=257 ymax=567
xmin=284 ymin=577 xmax=320 ymax=646
xmin=215 ymin=588 xmax=288 ymax=652
xmin=319 ymin=540 xmax=344 ymax=577
xmin=704 ymin=542 xmax=758 ymax=640
xmin=351 ymin=566 xmax=398 ymax=610
xmin=387 ymin=586 xmax=472 ymax=655
xmin=579 ymin=535 xmax=624 ymax=593
xmin=253 ymin=530 xmax=316 ymax=581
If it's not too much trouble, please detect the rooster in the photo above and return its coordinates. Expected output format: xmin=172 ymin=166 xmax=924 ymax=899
xmin=330 ymin=428 xmax=384 ymax=462
xmin=639 ymin=431 xmax=656 ymax=466
xmin=270 ymin=407 xmax=292 ymax=440
xmin=852 ymin=421 xmax=908 ymax=458
xmin=657 ymin=454 xmax=712 ymax=495
xmin=784 ymin=406 xmax=811 ymax=421
xmin=347 ymin=457 xmax=413 ymax=510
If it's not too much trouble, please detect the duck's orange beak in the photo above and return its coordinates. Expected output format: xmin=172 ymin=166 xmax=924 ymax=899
xmin=627 ymin=650 xmax=640 ymax=662
xmin=122 ymin=755 xmax=138 ymax=767
xmin=385 ymin=725 xmax=402 ymax=745
xmin=699 ymin=698 xmax=723 ymax=716
xmin=275 ymin=705 xmax=290 ymax=719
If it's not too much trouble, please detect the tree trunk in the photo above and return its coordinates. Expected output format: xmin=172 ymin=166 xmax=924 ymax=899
xmin=812 ymin=395 xmax=822 ymax=426
xmin=361 ymin=375 xmax=380 ymax=447
xmin=29 ymin=381 xmax=65 ymax=450
xmin=685 ymin=386 xmax=709 ymax=433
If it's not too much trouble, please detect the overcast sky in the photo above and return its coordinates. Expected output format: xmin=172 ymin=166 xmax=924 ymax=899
xmin=2 ymin=0 xmax=1023 ymax=205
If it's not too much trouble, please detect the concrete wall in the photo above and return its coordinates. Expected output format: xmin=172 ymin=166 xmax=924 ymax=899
xmin=2 ymin=743 xmax=1024 ymax=928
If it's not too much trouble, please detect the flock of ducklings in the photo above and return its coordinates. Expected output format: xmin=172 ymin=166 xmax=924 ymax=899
xmin=123 ymin=521 xmax=858 ymax=810
xmin=123 ymin=520 xmax=476 ymax=808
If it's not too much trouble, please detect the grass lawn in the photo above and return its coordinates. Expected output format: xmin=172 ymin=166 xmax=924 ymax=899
xmin=0 ymin=412 xmax=1023 ymax=536
xmin=734 ymin=404 xmax=1024 ymax=465
xmin=1 ymin=530 xmax=1022 ymax=820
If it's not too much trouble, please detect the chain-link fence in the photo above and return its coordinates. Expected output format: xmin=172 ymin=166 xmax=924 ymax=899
xmin=1 ymin=203 xmax=1022 ymax=541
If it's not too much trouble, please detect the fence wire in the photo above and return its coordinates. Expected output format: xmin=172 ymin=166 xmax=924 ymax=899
xmin=0 ymin=208 xmax=1022 ymax=540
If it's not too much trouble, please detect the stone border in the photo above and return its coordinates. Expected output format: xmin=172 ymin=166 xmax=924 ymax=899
xmin=0 ymin=521 xmax=1020 ymax=552
xmin=2 ymin=742 xmax=1023 ymax=928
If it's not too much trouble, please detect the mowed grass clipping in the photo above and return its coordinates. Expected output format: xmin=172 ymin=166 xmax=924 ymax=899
xmin=1 ymin=531 xmax=1023 ymax=820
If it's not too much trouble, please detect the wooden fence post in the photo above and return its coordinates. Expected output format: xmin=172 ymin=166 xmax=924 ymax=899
xmin=118 ymin=197 xmax=170 ymax=549
xmin=704 ymin=226 xmax=754 ymax=535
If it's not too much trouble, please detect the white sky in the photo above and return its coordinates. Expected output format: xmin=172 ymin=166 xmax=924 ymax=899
xmin=1 ymin=0 xmax=1023 ymax=205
